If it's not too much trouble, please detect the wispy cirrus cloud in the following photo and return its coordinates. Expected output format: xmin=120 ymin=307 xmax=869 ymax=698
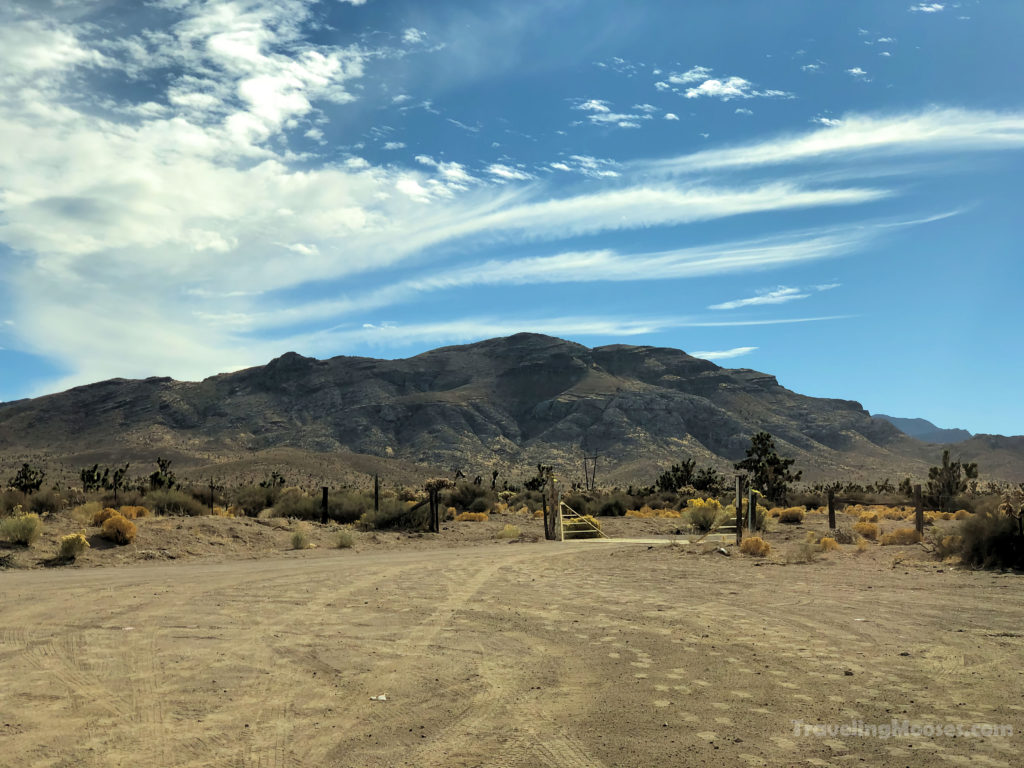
xmin=638 ymin=108 xmax=1024 ymax=175
xmin=708 ymin=287 xmax=809 ymax=310
xmin=691 ymin=346 xmax=758 ymax=361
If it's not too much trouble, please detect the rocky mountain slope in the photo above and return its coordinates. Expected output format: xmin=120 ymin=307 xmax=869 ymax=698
xmin=1 ymin=334 xmax=1020 ymax=486
xmin=873 ymin=414 xmax=973 ymax=444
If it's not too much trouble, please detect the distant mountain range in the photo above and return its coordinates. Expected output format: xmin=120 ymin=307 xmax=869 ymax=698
xmin=1 ymin=334 xmax=1021 ymax=487
xmin=873 ymin=415 xmax=973 ymax=445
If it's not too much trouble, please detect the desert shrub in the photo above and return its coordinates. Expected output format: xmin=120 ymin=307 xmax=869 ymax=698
xmin=786 ymin=541 xmax=817 ymax=563
xmin=740 ymin=536 xmax=771 ymax=557
xmin=326 ymin=491 xmax=371 ymax=525
xmin=819 ymin=537 xmax=840 ymax=552
xmin=688 ymin=505 xmax=718 ymax=532
xmin=0 ymin=512 xmax=41 ymax=545
xmin=92 ymin=507 xmax=119 ymax=526
xmin=854 ymin=522 xmax=879 ymax=540
xmin=855 ymin=538 xmax=870 ymax=554
xmin=880 ymin=528 xmax=923 ymax=546
xmin=953 ymin=509 xmax=972 ymax=520
xmin=146 ymin=489 xmax=207 ymax=517
xmin=778 ymin=507 xmax=805 ymax=524
xmin=496 ymin=524 xmax=521 ymax=539
xmin=28 ymin=488 xmax=62 ymax=515
xmin=70 ymin=501 xmax=102 ymax=525
xmin=0 ymin=490 xmax=27 ymax=516
xmin=359 ymin=499 xmax=428 ymax=531
xmin=117 ymin=506 xmax=149 ymax=520
xmin=858 ymin=511 xmax=880 ymax=523
xmin=291 ymin=530 xmax=310 ymax=550
xmin=934 ymin=534 xmax=964 ymax=560
xmin=233 ymin=485 xmax=281 ymax=516
xmin=101 ymin=514 xmax=136 ymax=545
xmin=882 ymin=507 xmax=911 ymax=520
xmin=957 ymin=512 xmax=1024 ymax=569
xmin=272 ymin=488 xmax=319 ymax=520
xmin=336 ymin=530 xmax=355 ymax=549
xmin=455 ymin=511 xmax=489 ymax=522
xmin=468 ymin=498 xmax=490 ymax=514
xmin=446 ymin=482 xmax=493 ymax=511
xmin=830 ymin=527 xmax=855 ymax=545
xmin=57 ymin=533 xmax=90 ymax=561
xmin=596 ymin=498 xmax=627 ymax=517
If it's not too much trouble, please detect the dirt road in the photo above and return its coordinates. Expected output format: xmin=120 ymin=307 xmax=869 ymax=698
xmin=1 ymin=542 xmax=1021 ymax=767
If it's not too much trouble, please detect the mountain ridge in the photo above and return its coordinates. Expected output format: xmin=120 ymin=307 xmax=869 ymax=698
xmin=1 ymin=333 xmax=1020 ymax=486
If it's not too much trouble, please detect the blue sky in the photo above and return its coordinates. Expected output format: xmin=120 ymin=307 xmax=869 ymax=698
xmin=0 ymin=0 xmax=1022 ymax=435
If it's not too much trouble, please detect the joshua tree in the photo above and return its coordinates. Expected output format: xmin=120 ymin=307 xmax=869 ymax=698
xmin=734 ymin=432 xmax=801 ymax=506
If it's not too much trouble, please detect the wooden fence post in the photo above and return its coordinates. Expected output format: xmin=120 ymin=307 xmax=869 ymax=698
xmin=828 ymin=489 xmax=836 ymax=530
xmin=914 ymin=484 xmax=924 ymax=534
xmin=374 ymin=474 xmax=379 ymax=513
xmin=321 ymin=486 xmax=329 ymax=525
xmin=735 ymin=475 xmax=743 ymax=545
xmin=747 ymin=488 xmax=755 ymax=531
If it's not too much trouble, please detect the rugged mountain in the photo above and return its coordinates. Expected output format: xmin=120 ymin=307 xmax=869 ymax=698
xmin=873 ymin=414 xmax=972 ymax=444
xmin=1 ymin=334 xmax=1021 ymax=485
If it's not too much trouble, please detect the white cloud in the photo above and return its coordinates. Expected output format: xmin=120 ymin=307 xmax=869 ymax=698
xmin=802 ymin=63 xmax=821 ymax=72
xmin=735 ymin=108 xmax=753 ymax=116
xmin=909 ymin=3 xmax=944 ymax=12
xmin=576 ymin=99 xmax=611 ymax=113
xmin=708 ymin=286 xmax=809 ymax=310
xmin=847 ymin=67 xmax=870 ymax=80
xmin=691 ymin=347 xmax=758 ymax=361
xmin=402 ymin=28 xmax=426 ymax=44
xmin=574 ymin=99 xmax=650 ymax=128
xmin=667 ymin=66 xmax=712 ymax=85
xmin=486 ymin=163 xmax=533 ymax=181
xmin=664 ymin=113 xmax=679 ymax=121
xmin=684 ymin=76 xmax=791 ymax=101
xmin=638 ymin=108 xmax=1024 ymax=175
xmin=382 ymin=141 xmax=406 ymax=149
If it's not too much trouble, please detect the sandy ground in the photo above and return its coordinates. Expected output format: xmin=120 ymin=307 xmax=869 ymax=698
xmin=2 ymin=529 xmax=1022 ymax=768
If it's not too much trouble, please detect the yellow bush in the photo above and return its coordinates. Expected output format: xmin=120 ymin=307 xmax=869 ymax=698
xmin=533 ymin=509 xmax=544 ymax=518
xmin=92 ymin=507 xmax=118 ymax=526
xmin=626 ymin=507 xmax=680 ymax=519
xmin=57 ymin=533 xmax=90 ymax=560
xmin=687 ymin=497 xmax=723 ymax=511
xmin=953 ymin=509 xmax=972 ymax=520
xmin=455 ymin=512 xmax=489 ymax=522
xmin=818 ymin=536 xmax=840 ymax=552
xmin=778 ymin=507 xmax=804 ymax=524
xmin=768 ymin=507 xmax=781 ymax=518
xmin=853 ymin=522 xmax=879 ymax=540
xmin=855 ymin=538 xmax=870 ymax=554
xmin=880 ymin=527 xmax=922 ymax=546
xmin=858 ymin=511 xmax=879 ymax=523
xmin=101 ymin=514 xmax=137 ymax=545
xmin=740 ymin=536 xmax=771 ymax=557
xmin=117 ymin=505 xmax=149 ymax=520
xmin=882 ymin=507 xmax=910 ymax=520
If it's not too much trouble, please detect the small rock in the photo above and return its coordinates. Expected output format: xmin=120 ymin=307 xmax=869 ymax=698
xmin=844 ymin=670 xmax=854 ymax=676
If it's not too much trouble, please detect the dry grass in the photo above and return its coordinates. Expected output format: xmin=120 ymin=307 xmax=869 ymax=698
xmin=1 ymin=513 xmax=42 ymax=545
xmin=778 ymin=507 xmax=805 ymax=524
xmin=117 ymin=505 xmax=150 ymax=520
xmin=625 ymin=506 xmax=681 ymax=519
xmin=858 ymin=511 xmax=880 ymax=523
xmin=882 ymin=507 xmax=912 ymax=520
xmin=70 ymin=501 xmax=102 ymax=526
xmin=880 ymin=527 xmax=923 ymax=546
xmin=739 ymin=536 xmax=771 ymax=557
xmin=455 ymin=512 xmax=489 ymax=522
xmin=853 ymin=522 xmax=879 ymax=540
xmin=290 ymin=530 xmax=310 ymax=550
xmin=336 ymin=530 xmax=355 ymax=549
xmin=101 ymin=515 xmax=137 ymax=545
xmin=953 ymin=509 xmax=973 ymax=520
xmin=855 ymin=538 xmax=870 ymax=554
xmin=496 ymin=524 xmax=521 ymax=539
xmin=818 ymin=536 xmax=840 ymax=552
